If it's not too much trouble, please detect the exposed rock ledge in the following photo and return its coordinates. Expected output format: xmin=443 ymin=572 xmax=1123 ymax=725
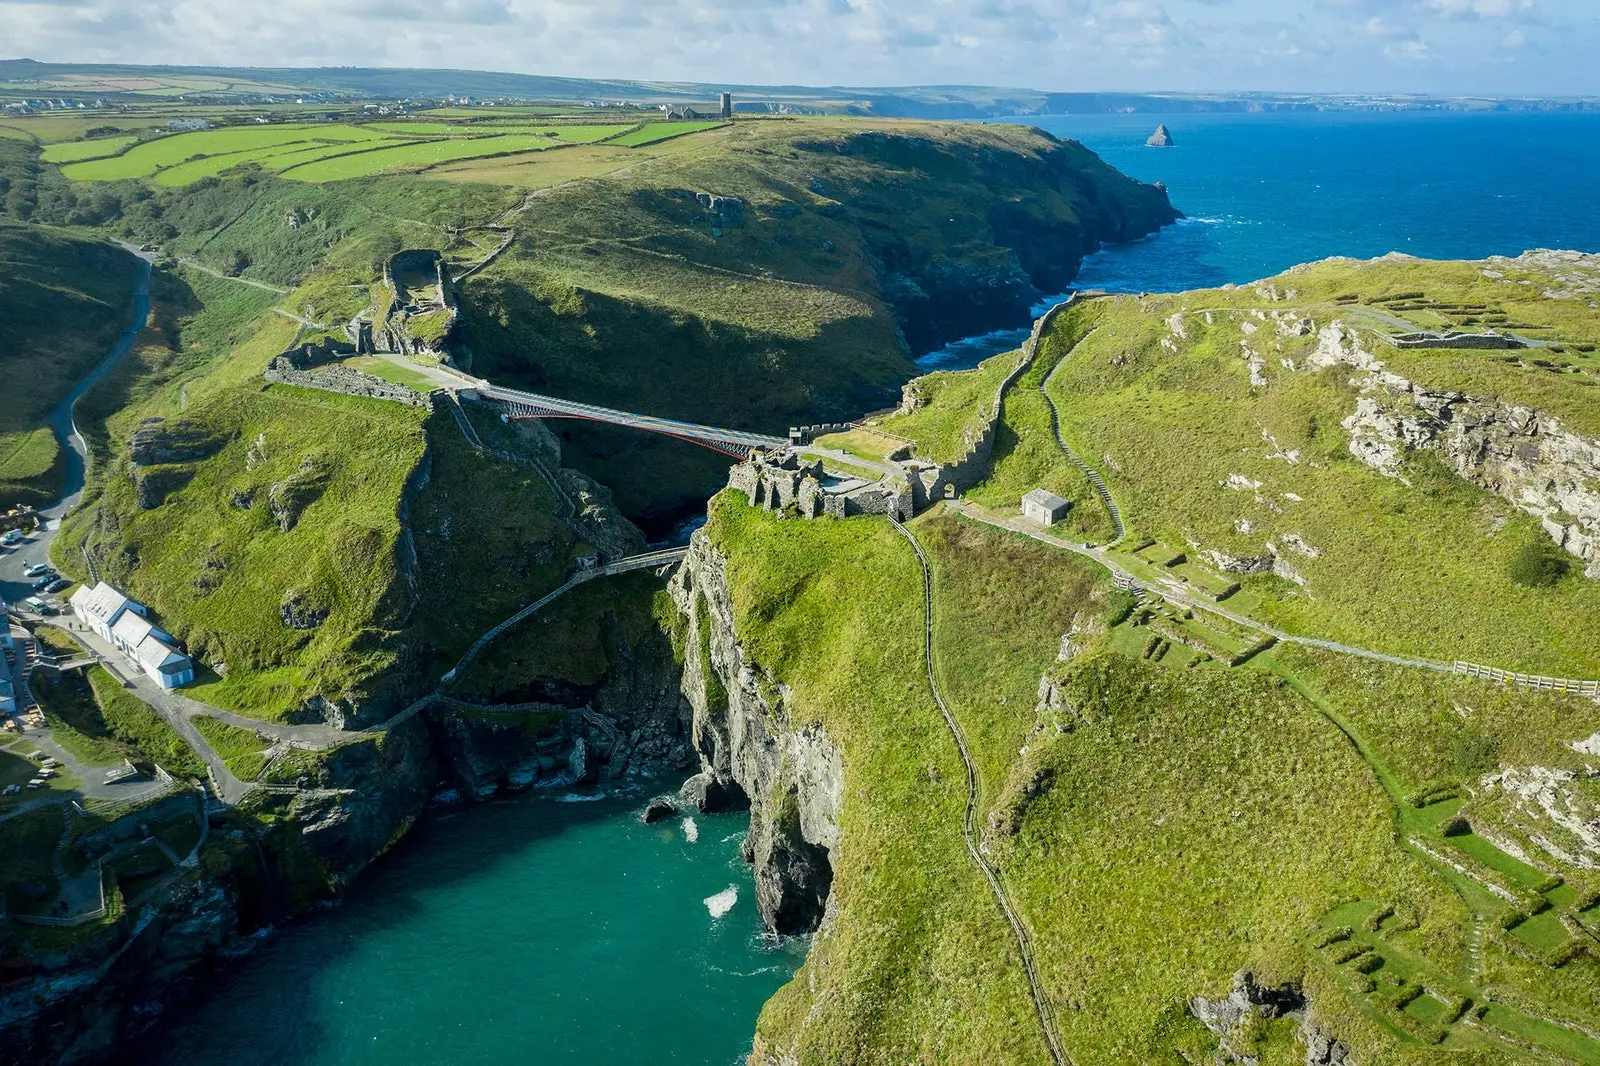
xmin=669 ymin=532 xmax=843 ymax=936
xmin=1191 ymin=971 xmax=1354 ymax=1065
xmin=1316 ymin=322 xmax=1600 ymax=578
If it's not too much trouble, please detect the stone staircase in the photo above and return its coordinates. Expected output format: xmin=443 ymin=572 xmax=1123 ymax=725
xmin=1039 ymin=385 xmax=1125 ymax=543
xmin=444 ymin=391 xmax=576 ymax=520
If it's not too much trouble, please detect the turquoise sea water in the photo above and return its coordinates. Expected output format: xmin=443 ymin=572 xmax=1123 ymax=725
xmin=138 ymin=788 xmax=800 ymax=1065
xmin=918 ymin=110 xmax=1600 ymax=369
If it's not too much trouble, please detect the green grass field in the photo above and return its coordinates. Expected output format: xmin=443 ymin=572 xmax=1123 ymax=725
xmin=60 ymin=124 xmax=387 ymax=181
xmin=38 ymin=135 xmax=137 ymax=163
xmin=607 ymin=121 xmax=725 ymax=147
xmin=280 ymin=133 xmax=565 ymax=181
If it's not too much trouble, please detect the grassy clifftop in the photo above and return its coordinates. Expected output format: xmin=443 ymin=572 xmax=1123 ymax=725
xmin=705 ymin=251 xmax=1600 ymax=1065
xmin=7 ymin=116 xmax=1173 ymax=530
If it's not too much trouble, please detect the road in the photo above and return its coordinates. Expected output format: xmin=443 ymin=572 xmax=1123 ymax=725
xmin=0 ymin=253 xmax=153 ymax=610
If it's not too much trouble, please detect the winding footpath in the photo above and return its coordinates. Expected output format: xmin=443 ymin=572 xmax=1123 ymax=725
xmin=1036 ymin=337 xmax=1124 ymax=545
xmin=889 ymin=517 xmax=1069 ymax=1066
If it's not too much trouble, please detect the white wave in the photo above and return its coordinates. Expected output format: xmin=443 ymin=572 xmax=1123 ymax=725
xmin=682 ymin=816 xmax=700 ymax=843
xmin=555 ymin=791 xmax=606 ymax=803
xmin=704 ymin=885 xmax=738 ymax=918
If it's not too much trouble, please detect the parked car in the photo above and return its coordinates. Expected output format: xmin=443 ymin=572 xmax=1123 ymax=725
xmin=31 ymin=576 xmax=55 ymax=591
xmin=24 ymin=562 xmax=52 ymax=577
xmin=45 ymin=578 xmax=71 ymax=594
xmin=25 ymin=597 xmax=54 ymax=615
xmin=1 ymin=530 xmax=24 ymax=547
xmin=1 ymin=784 xmax=20 ymax=796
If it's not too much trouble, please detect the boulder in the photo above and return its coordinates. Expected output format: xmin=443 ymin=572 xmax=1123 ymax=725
xmin=568 ymin=736 xmax=598 ymax=785
xmin=640 ymin=797 xmax=678 ymax=825
xmin=681 ymin=770 xmax=749 ymax=813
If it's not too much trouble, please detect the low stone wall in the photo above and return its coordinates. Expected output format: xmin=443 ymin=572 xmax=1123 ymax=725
xmin=915 ymin=291 xmax=1099 ymax=506
xmin=275 ymin=336 xmax=356 ymax=371
xmin=1385 ymin=331 xmax=1527 ymax=351
xmin=264 ymin=362 xmax=431 ymax=407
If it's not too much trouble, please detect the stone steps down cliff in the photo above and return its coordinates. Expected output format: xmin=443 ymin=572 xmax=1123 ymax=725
xmin=901 ymin=291 xmax=1104 ymax=507
xmin=1037 ymin=360 xmax=1125 ymax=544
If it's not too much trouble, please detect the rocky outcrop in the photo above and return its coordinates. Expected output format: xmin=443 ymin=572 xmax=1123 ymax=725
xmin=0 ymin=717 xmax=436 ymax=1066
xmin=127 ymin=418 xmax=226 ymax=467
xmin=1147 ymin=124 xmax=1175 ymax=148
xmin=267 ymin=457 xmax=329 ymax=533
xmin=1190 ymin=971 xmax=1353 ymax=1065
xmin=1317 ymin=322 xmax=1600 ymax=578
xmin=670 ymin=533 xmax=843 ymax=936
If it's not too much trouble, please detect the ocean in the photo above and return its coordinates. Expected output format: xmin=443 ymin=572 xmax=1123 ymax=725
xmin=917 ymin=110 xmax=1600 ymax=370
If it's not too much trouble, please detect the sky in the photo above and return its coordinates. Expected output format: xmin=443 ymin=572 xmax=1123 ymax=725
xmin=2 ymin=0 xmax=1595 ymax=97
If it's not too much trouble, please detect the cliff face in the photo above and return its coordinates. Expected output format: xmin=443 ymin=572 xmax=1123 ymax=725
xmin=1316 ymin=322 xmax=1600 ymax=578
xmin=838 ymin=131 xmax=1179 ymax=355
xmin=0 ymin=718 xmax=436 ymax=1066
xmin=669 ymin=534 xmax=843 ymax=936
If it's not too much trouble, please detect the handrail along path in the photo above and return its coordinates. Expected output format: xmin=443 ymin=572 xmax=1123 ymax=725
xmin=890 ymin=516 xmax=1069 ymax=1066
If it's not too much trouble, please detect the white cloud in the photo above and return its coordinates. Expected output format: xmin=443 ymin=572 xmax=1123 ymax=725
xmin=0 ymin=0 xmax=1591 ymax=94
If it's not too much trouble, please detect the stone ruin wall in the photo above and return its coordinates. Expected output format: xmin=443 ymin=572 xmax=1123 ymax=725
xmin=264 ymin=342 xmax=432 ymax=408
xmin=913 ymin=291 xmax=1097 ymax=505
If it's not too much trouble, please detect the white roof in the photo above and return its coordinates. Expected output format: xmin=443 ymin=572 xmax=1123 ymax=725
xmin=1023 ymin=488 xmax=1071 ymax=509
xmin=72 ymin=582 xmax=132 ymax=625
xmin=134 ymin=634 xmax=189 ymax=674
xmin=111 ymin=610 xmax=155 ymax=647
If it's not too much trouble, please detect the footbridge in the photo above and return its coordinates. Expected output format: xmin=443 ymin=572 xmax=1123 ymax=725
xmin=468 ymin=382 xmax=788 ymax=459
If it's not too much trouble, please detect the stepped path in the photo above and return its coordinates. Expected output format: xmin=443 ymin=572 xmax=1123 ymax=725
xmin=890 ymin=517 xmax=1069 ymax=1066
xmin=1037 ymin=334 xmax=1124 ymax=545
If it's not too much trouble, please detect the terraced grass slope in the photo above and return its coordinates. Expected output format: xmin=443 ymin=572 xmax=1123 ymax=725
xmin=1035 ymin=254 xmax=1600 ymax=679
xmin=701 ymin=252 xmax=1600 ymax=1065
xmin=0 ymin=221 xmax=141 ymax=507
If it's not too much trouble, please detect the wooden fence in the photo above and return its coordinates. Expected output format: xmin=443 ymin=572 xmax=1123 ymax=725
xmin=1452 ymin=661 xmax=1600 ymax=697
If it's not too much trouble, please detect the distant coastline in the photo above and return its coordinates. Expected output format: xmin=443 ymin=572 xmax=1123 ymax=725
xmin=2 ymin=57 xmax=1596 ymax=118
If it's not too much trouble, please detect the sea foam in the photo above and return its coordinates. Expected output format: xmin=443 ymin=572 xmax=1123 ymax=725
xmin=704 ymin=885 xmax=738 ymax=918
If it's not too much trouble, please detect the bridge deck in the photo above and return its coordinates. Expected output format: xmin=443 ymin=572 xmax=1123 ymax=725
xmin=474 ymin=383 xmax=787 ymax=454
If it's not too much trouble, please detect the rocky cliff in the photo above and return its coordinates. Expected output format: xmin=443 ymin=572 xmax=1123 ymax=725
xmin=668 ymin=533 xmax=843 ymax=936
xmin=1315 ymin=322 xmax=1600 ymax=578
xmin=0 ymin=717 xmax=435 ymax=1066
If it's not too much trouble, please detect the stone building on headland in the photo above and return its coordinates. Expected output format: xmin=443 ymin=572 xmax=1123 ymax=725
xmin=728 ymin=449 xmax=913 ymax=521
xmin=1021 ymin=488 xmax=1071 ymax=526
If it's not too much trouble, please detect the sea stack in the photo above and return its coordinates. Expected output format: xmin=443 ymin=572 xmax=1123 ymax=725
xmin=1146 ymin=124 xmax=1175 ymax=148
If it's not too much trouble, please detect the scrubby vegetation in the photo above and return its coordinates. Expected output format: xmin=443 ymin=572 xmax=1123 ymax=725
xmin=0 ymin=221 xmax=141 ymax=506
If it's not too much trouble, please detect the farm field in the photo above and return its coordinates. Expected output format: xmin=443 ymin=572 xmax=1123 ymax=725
xmin=60 ymin=124 xmax=388 ymax=180
xmin=608 ymin=120 xmax=726 ymax=146
xmin=48 ymin=121 xmax=643 ymax=185
xmin=280 ymin=130 xmax=623 ymax=181
xmin=39 ymin=135 xmax=137 ymax=163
